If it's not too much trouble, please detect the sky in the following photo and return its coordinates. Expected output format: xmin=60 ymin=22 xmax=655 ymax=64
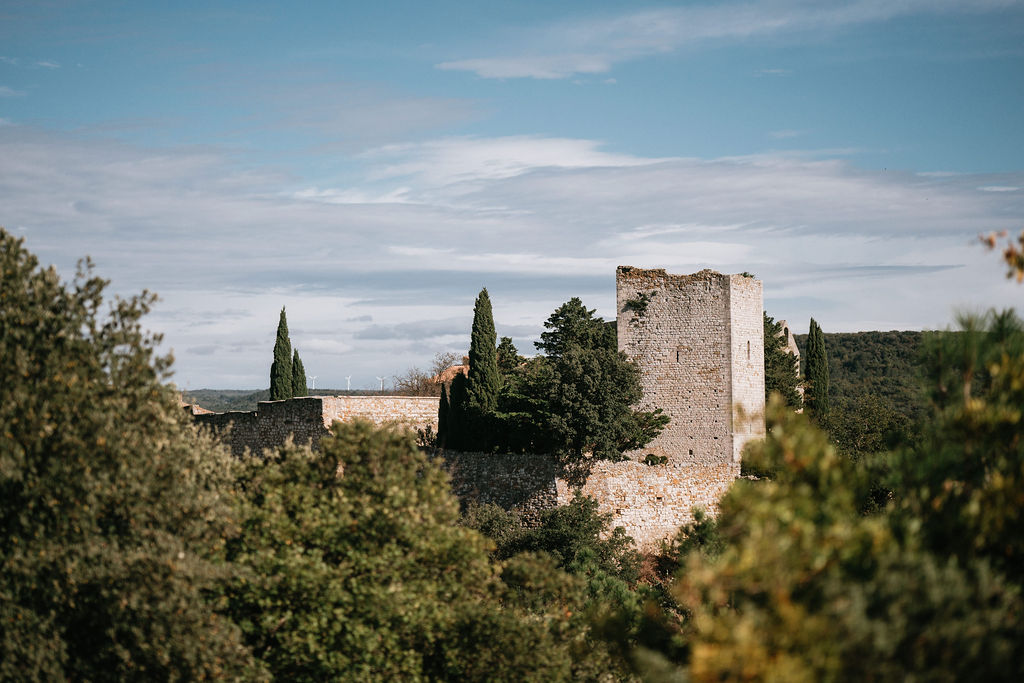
xmin=2 ymin=0 xmax=1023 ymax=390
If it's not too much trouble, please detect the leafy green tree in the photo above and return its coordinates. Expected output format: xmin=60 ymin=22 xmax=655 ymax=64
xmin=291 ymin=348 xmax=308 ymax=396
xmin=497 ymin=336 xmax=521 ymax=378
xmin=533 ymin=298 xmax=668 ymax=465
xmin=269 ymin=307 xmax=293 ymax=400
xmin=467 ymin=288 xmax=501 ymax=413
xmin=804 ymin=317 xmax=830 ymax=418
xmin=0 ymin=229 xmax=258 ymax=680
xmin=222 ymin=420 xmax=617 ymax=680
xmin=763 ymin=312 xmax=801 ymax=408
xmin=893 ymin=310 xmax=1024 ymax=582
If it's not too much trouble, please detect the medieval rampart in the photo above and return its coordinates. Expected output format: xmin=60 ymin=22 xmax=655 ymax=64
xmin=193 ymin=395 xmax=439 ymax=457
xmin=440 ymin=453 xmax=737 ymax=549
xmin=194 ymin=266 xmax=765 ymax=549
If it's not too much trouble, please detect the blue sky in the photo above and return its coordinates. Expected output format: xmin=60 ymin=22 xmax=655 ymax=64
xmin=2 ymin=1 xmax=1023 ymax=390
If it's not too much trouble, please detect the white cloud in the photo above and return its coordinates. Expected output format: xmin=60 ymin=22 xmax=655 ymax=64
xmin=978 ymin=185 xmax=1020 ymax=192
xmin=34 ymin=60 xmax=60 ymax=69
xmin=3 ymin=126 xmax=1021 ymax=388
xmin=0 ymin=86 xmax=25 ymax=97
xmin=769 ymin=129 xmax=801 ymax=139
xmin=437 ymin=0 xmax=1024 ymax=79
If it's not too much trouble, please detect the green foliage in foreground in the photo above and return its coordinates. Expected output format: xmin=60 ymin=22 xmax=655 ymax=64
xmin=223 ymin=421 xmax=625 ymax=681
xmin=0 ymin=229 xmax=256 ymax=680
xmin=637 ymin=312 xmax=1024 ymax=680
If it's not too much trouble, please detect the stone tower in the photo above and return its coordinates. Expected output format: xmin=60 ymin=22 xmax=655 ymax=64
xmin=616 ymin=266 xmax=765 ymax=465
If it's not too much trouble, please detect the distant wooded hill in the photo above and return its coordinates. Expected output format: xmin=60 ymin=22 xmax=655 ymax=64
xmin=795 ymin=330 xmax=926 ymax=425
xmin=181 ymin=388 xmax=381 ymax=413
xmin=186 ymin=331 xmax=928 ymax=419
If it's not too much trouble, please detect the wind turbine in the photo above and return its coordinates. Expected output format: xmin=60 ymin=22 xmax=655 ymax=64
xmin=376 ymin=376 xmax=385 ymax=393
xmin=308 ymin=375 xmax=317 ymax=391
xmin=345 ymin=376 xmax=351 ymax=392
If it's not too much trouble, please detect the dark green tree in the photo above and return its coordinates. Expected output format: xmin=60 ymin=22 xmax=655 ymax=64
xmin=0 ymin=229 xmax=258 ymax=680
xmin=497 ymin=336 xmax=521 ymax=378
xmin=467 ymin=288 xmax=501 ymax=414
xmin=291 ymin=349 xmax=308 ymax=397
xmin=764 ymin=312 xmax=802 ymax=408
xmin=447 ymin=372 xmax=470 ymax=451
xmin=437 ymin=382 xmax=450 ymax=449
xmin=270 ymin=307 xmax=293 ymax=400
xmin=533 ymin=298 xmax=668 ymax=465
xmin=804 ymin=317 xmax=830 ymax=418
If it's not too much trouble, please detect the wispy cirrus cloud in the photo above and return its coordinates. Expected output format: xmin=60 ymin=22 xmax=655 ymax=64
xmin=437 ymin=0 xmax=1024 ymax=79
xmin=0 ymin=86 xmax=25 ymax=97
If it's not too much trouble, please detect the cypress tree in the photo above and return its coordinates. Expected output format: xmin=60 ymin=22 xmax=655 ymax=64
xmin=270 ymin=307 xmax=293 ymax=400
xmin=437 ymin=383 xmax=450 ymax=449
xmin=466 ymin=288 xmax=501 ymax=414
xmin=805 ymin=318 xmax=830 ymax=418
xmin=447 ymin=372 xmax=469 ymax=451
xmin=292 ymin=349 xmax=308 ymax=397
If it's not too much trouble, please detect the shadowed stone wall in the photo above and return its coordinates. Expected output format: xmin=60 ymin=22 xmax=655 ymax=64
xmin=193 ymin=395 xmax=439 ymax=457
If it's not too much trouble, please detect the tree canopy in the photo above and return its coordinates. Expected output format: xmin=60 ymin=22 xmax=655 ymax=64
xmin=0 ymin=228 xmax=256 ymax=680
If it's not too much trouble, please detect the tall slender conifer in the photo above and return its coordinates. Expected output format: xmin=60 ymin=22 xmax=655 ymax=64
xmin=466 ymin=288 xmax=501 ymax=413
xmin=270 ymin=307 xmax=293 ymax=400
xmin=805 ymin=318 xmax=830 ymax=418
xmin=292 ymin=349 xmax=308 ymax=397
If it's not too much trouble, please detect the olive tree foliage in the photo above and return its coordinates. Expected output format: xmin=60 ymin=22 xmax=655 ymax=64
xmin=0 ymin=229 xmax=258 ymax=680
xmin=222 ymin=420 xmax=619 ymax=681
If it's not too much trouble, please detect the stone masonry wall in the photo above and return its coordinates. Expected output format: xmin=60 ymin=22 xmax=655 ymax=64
xmin=564 ymin=461 xmax=739 ymax=550
xmin=727 ymin=275 xmax=767 ymax=461
xmin=617 ymin=267 xmax=738 ymax=466
xmin=319 ymin=396 xmax=439 ymax=434
xmin=441 ymin=452 xmax=560 ymax=526
xmin=441 ymin=451 xmax=739 ymax=550
xmin=194 ymin=395 xmax=439 ymax=457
